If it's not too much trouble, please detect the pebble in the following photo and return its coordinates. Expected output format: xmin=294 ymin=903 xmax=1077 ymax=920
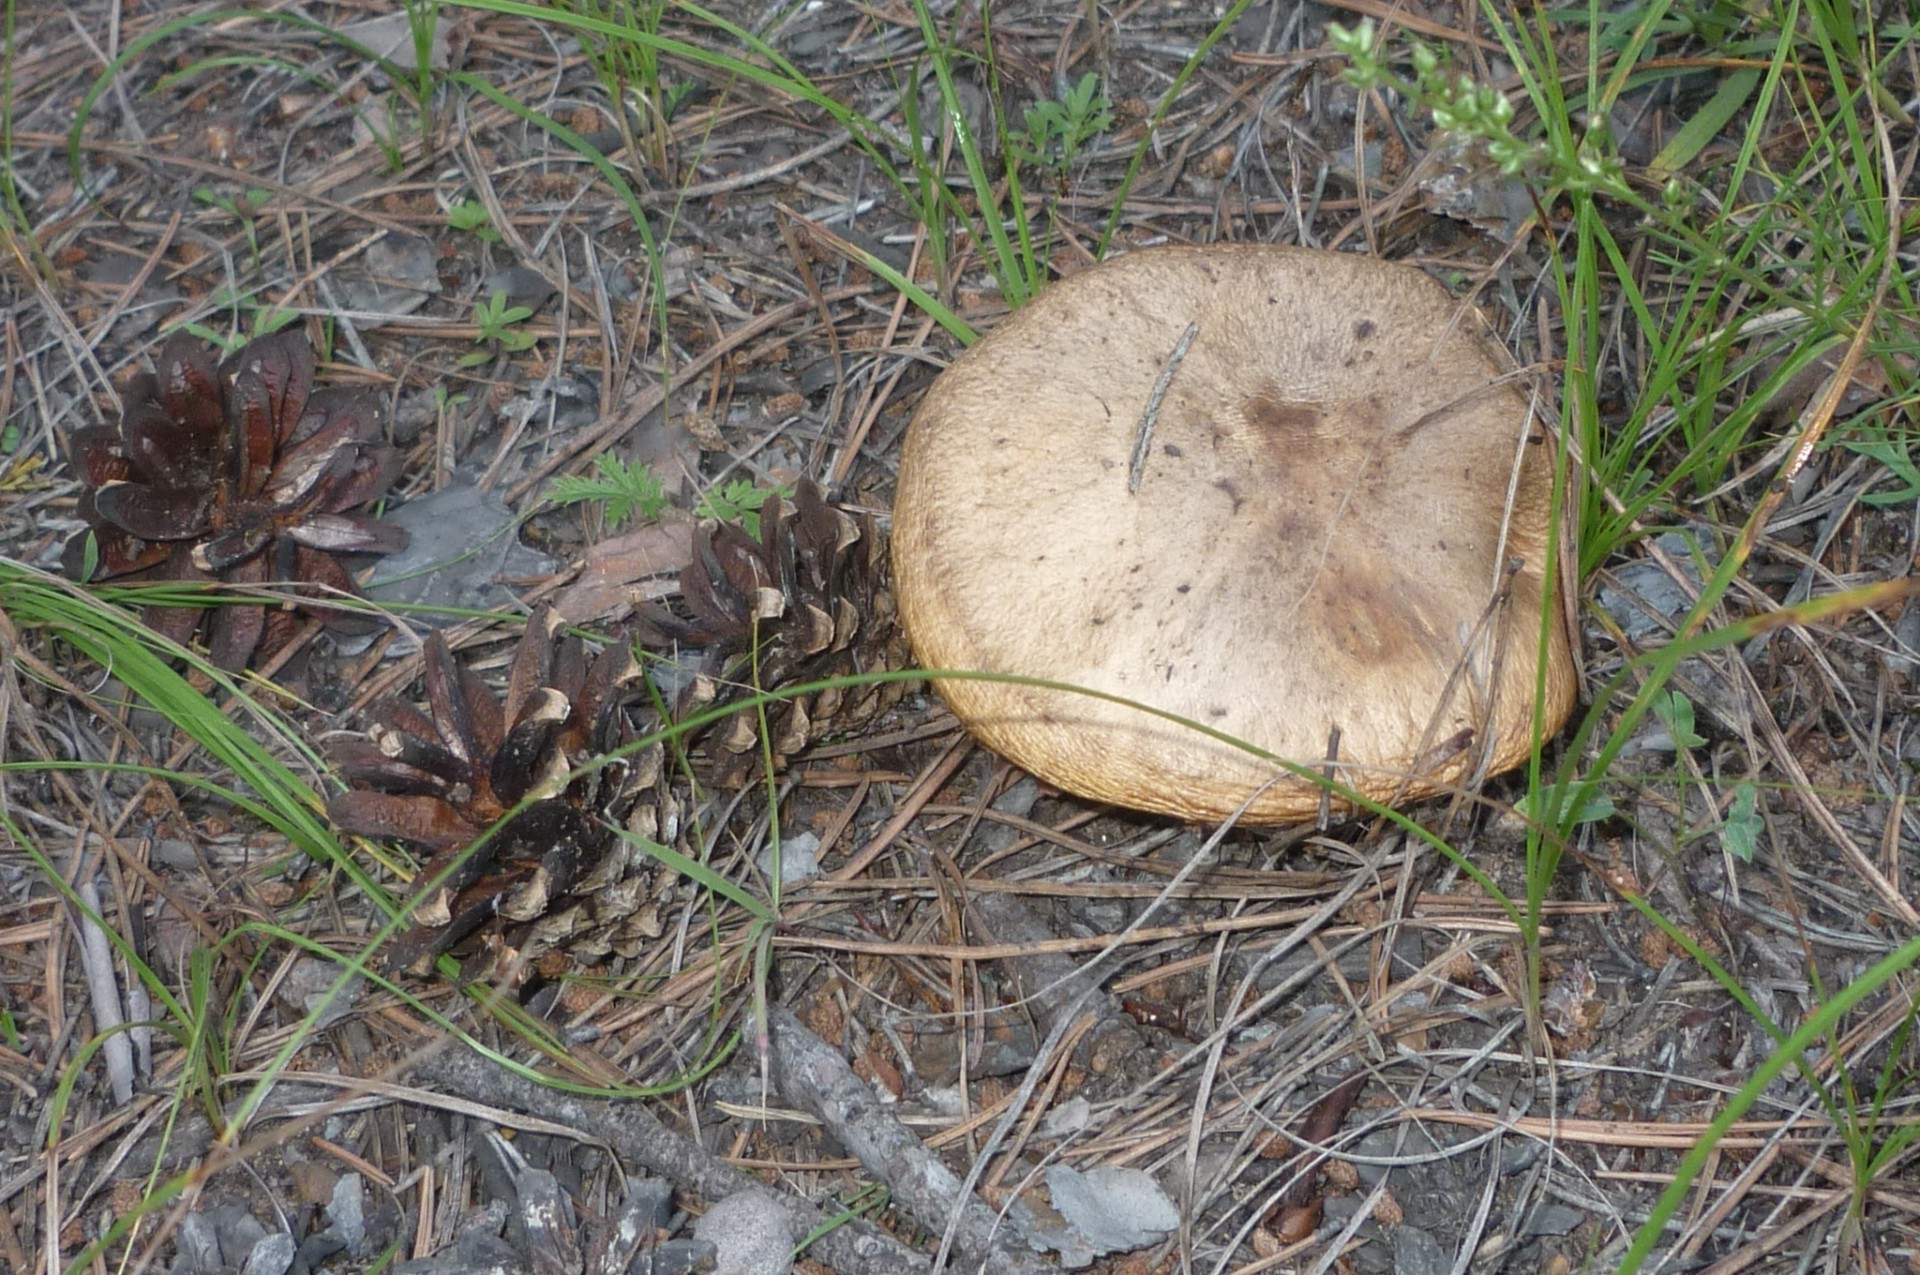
xmin=693 ymin=1189 xmax=793 ymax=1275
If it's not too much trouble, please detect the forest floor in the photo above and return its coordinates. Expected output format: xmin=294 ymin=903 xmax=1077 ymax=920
xmin=2 ymin=2 xmax=1918 ymax=1273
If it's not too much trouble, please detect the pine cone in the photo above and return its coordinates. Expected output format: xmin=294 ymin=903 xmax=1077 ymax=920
xmin=325 ymin=607 xmax=666 ymax=975
xmin=63 ymin=329 xmax=407 ymax=670
xmin=631 ymin=479 xmax=907 ymax=772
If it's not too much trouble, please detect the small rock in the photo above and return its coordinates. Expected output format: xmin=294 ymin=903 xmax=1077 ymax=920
xmin=482 ymin=266 xmax=556 ymax=312
xmin=209 ymin=1204 xmax=268 ymax=1267
xmin=282 ymin=957 xmax=363 ymax=1028
xmin=325 ymin=233 xmax=440 ymax=321
xmin=239 ymin=1231 xmax=296 ymax=1275
xmin=625 ymin=1175 xmax=675 ymax=1232
xmin=173 ymin=1212 xmax=222 ymax=1274
xmin=757 ymin=832 xmax=819 ymax=887
xmin=1525 ymin=1202 xmax=1586 ymax=1236
xmin=693 ymin=1189 xmax=792 ymax=1275
xmin=650 ymin=1239 xmax=722 ymax=1275
xmin=364 ymin=483 xmax=558 ymax=644
xmin=1039 ymin=1096 xmax=1092 ymax=1139
xmin=1035 ymin=1163 xmax=1179 ymax=1268
xmin=1391 ymin=1224 xmax=1451 ymax=1275
xmin=328 ymin=1173 xmax=367 ymax=1250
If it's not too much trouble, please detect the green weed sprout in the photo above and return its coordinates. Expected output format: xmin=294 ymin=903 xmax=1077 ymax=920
xmin=545 ymin=455 xmax=790 ymax=538
xmin=447 ymin=197 xmax=501 ymax=242
xmin=462 ymin=290 xmax=537 ymax=365
xmin=546 ymin=454 xmax=670 ymax=528
xmin=1328 ymin=18 xmax=1628 ymax=198
xmin=1010 ymin=71 xmax=1112 ymax=177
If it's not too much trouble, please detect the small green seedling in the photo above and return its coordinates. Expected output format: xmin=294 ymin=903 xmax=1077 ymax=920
xmin=447 ymin=198 xmax=500 ymax=242
xmin=1719 ymin=781 xmax=1762 ymax=862
xmin=179 ymin=300 xmax=300 ymax=355
xmin=695 ymin=478 xmax=785 ymax=539
xmin=1842 ymin=426 xmax=1920 ymax=507
xmin=77 ymin=531 xmax=101 ymax=584
xmin=1525 ymin=779 xmax=1616 ymax=830
xmin=1652 ymin=689 xmax=1708 ymax=751
xmin=1010 ymin=71 xmax=1112 ymax=176
xmin=194 ymin=185 xmax=276 ymax=275
xmin=546 ymin=457 xmax=791 ymax=538
xmin=546 ymin=454 xmax=670 ymax=529
xmin=194 ymin=186 xmax=274 ymax=264
xmin=462 ymin=291 xmax=537 ymax=365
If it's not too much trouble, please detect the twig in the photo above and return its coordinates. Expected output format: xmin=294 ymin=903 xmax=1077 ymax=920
xmin=1316 ymin=725 xmax=1341 ymax=831
xmin=411 ymin=1049 xmax=931 ymax=1275
xmin=763 ymin=1008 xmax=1057 ymax=1275
xmin=1127 ymin=321 xmax=1199 ymax=494
xmin=70 ymin=877 xmax=135 ymax=1106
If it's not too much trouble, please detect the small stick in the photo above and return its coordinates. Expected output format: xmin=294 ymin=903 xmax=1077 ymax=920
xmin=1317 ymin=725 xmax=1342 ymax=831
xmin=1127 ymin=321 xmax=1199 ymax=494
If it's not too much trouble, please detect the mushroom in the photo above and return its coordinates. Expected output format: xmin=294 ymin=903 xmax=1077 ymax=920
xmin=891 ymin=244 xmax=1576 ymax=823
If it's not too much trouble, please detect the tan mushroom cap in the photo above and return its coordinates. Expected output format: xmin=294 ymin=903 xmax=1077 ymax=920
xmin=891 ymin=245 xmax=1576 ymax=823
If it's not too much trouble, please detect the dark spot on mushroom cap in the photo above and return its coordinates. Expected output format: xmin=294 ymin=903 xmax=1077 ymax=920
xmin=1354 ymin=318 xmax=1376 ymax=340
xmin=1320 ymin=556 xmax=1442 ymax=666
xmin=1244 ymin=392 xmax=1322 ymax=439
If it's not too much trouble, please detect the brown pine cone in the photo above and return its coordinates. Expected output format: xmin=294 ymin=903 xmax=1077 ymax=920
xmin=63 ymin=329 xmax=407 ymax=670
xmin=325 ymin=607 xmax=665 ymax=975
xmin=631 ymin=478 xmax=908 ymax=773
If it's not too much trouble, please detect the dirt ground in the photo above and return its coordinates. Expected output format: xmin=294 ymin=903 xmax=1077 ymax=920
xmin=2 ymin=2 xmax=1919 ymax=1273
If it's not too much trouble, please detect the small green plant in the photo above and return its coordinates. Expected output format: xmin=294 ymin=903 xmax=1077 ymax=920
xmin=461 ymin=290 xmax=537 ymax=365
xmin=546 ymin=453 xmax=670 ymax=528
xmin=398 ymin=0 xmax=443 ymax=154
xmin=177 ymin=298 xmax=300 ymax=355
xmin=1009 ymin=71 xmax=1112 ymax=177
xmin=76 ymin=530 xmax=101 ymax=583
xmin=1522 ymin=779 xmax=1614 ymax=827
xmin=446 ymin=197 xmax=499 ymax=242
xmin=557 ymin=0 xmax=689 ymax=169
xmin=1841 ymin=423 xmax=1920 ymax=506
xmin=1651 ymin=689 xmax=1707 ymax=751
xmin=193 ymin=185 xmax=274 ymax=265
xmin=1328 ymin=19 xmax=1627 ymax=197
xmin=1719 ymin=780 xmax=1762 ymax=861
xmin=624 ymin=77 xmax=697 ymax=130
xmin=695 ymin=478 xmax=784 ymax=539
xmin=546 ymin=457 xmax=791 ymax=538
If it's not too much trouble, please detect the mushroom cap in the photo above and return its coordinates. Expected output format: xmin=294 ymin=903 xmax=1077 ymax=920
xmin=891 ymin=245 xmax=1576 ymax=823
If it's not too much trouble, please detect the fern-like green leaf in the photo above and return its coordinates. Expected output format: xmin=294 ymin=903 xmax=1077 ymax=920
xmin=544 ymin=454 xmax=669 ymax=529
